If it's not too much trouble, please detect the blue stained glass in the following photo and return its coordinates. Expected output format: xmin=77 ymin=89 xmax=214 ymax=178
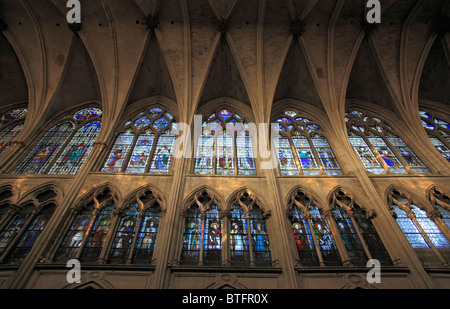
xmin=0 ymin=206 xmax=32 ymax=256
xmin=216 ymin=132 xmax=235 ymax=175
xmin=2 ymin=108 xmax=27 ymax=121
xmin=148 ymin=108 xmax=163 ymax=118
xmin=14 ymin=122 xmax=74 ymax=174
xmin=134 ymin=116 xmax=151 ymax=130
xmin=276 ymin=137 xmax=299 ymax=175
xmin=436 ymin=205 xmax=450 ymax=229
xmin=351 ymin=110 xmax=364 ymax=117
xmin=369 ymin=137 xmax=407 ymax=174
xmin=180 ymin=207 xmax=202 ymax=265
xmin=275 ymin=117 xmax=292 ymax=124
xmin=149 ymin=134 xmax=176 ymax=174
xmin=295 ymin=117 xmax=311 ymax=123
xmin=73 ymin=108 xmax=102 ymax=121
xmin=218 ymin=109 xmax=233 ymax=120
xmin=429 ymin=137 xmax=450 ymax=162
xmin=332 ymin=206 xmax=368 ymax=266
xmin=387 ymin=137 xmax=430 ymax=174
xmin=125 ymin=132 xmax=154 ymax=173
xmin=290 ymin=206 xmax=320 ymax=266
xmin=102 ymin=132 xmax=135 ymax=173
xmin=230 ymin=205 xmax=250 ymax=266
xmin=108 ymin=204 xmax=140 ymax=264
xmin=203 ymin=205 xmax=222 ymax=266
xmin=435 ymin=119 xmax=450 ymax=130
xmin=248 ymin=207 xmax=271 ymax=266
xmin=419 ymin=110 xmax=432 ymax=119
xmin=422 ymin=120 xmax=435 ymax=130
xmin=412 ymin=205 xmax=450 ymax=249
xmin=392 ymin=205 xmax=429 ymax=249
xmin=48 ymin=122 xmax=101 ymax=175
xmin=133 ymin=208 xmax=160 ymax=264
xmin=292 ymin=136 xmax=320 ymax=175
xmin=5 ymin=204 xmax=56 ymax=264
xmin=153 ymin=117 xmax=169 ymax=131
xmin=311 ymin=136 xmax=343 ymax=175
xmin=306 ymin=124 xmax=320 ymax=133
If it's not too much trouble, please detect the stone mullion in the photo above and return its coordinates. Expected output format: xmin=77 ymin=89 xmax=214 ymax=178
xmin=304 ymin=213 xmax=326 ymax=267
xmin=0 ymin=205 xmax=20 ymax=232
xmin=126 ymin=209 xmax=146 ymax=264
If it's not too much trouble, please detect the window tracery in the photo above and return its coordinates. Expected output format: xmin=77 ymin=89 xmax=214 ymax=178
xmin=13 ymin=107 xmax=102 ymax=175
xmin=194 ymin=108 xmax=256 ymax=175
xmin=346 ymin=109 xmax=430 ymax=175
xmin=101 ymin=107 xmax=177 ymax=174
xmin=273 ymin=110 xmax=342 ymax=176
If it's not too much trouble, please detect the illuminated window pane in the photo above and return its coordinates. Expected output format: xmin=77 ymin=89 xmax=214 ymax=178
xmin=14 ymin=122 xmax=74 ymax=174
xmin=149 ymin=133 xmax=176 ymax=174
xmin=125 ymin=132 xmax=155 ymax=173
xmin=133 ymin=207 xmax=160 ymax=264
xmin=2 ymin=108 xmax=27 ymax=121
xmin=180 ymin=207 xmax=202 ymax=265
xmin=412 ymin=205 xmax=450 ymax=249
xmin=248 ymin=207 xmax=271 ymax=266
xmin=216 ymin=132 xmax=234 ymax=175
xmin=292 ymin=136 xmax=320 ymax=175
xmin=194 ymin=134 xmax=214 ymax=175
xmin=5 ymin=204 xmax=56 ymax=264
xmin=349 ymin=136 xmax=385 ymax=175
xmin=203 ymin=205 xmax=222 ymax=266
xmin=48 ymin=121 xmax=101 ymax=175
xmin=387 ymin=137 xmax=430 ymax=174
xmin=429 ymin=137 xmax=450 ymax=162
xmin=236 ymin=132 xmax=256 ymax=175
xmin=290 ymin=206 xmax=320 ymax=266
xmin=332 ymin=206 xmax=368 ymax=266
xmin=277 ymin=137 xmax=299 ymax=175
xmin=368 ymin=137 xmax=407 ymax=174
xmin=0 ymin=205 xmax=33 ymax=257
xmin=73 ymin=108 xmax=102 ymax=121
xmin=230 ymin=205 xmax=250 ymax=267
xmin=108 ymin=204 xmax=139 ymax=264
xmin=311 ymin=136 xmax=343 ymax=175
xmin=79 ymin=204 xmax=114 ymax=263
xmin=392 ymin=205 xmax=429 ymax=249
xmin=101 ymin=132 xmax=135 ymax=173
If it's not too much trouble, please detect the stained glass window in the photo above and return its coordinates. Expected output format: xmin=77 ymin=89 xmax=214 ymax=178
xmin=331 ymin=191 xmax=392 ymax=266
xmin=180 ymin=205 xmax=203 ymax=265
xmin=248 ymin=206 xmax=272 ymax=266
xmin=418 ymin=108 xmax=450 ymax=162
xmin=12 ymin=107 xmax=102 ymax=175
xmin=132 ymin=206 xmax=160 ymax=264
xmin=229 ymin=205 xmax=249 ymax=266
xmin=4 ymin=204 xmax=56 ymax=264
xmin=48 ymin=121 xmax=101 ymax=175
xmin=346 ymin=109 xmax=430 ymax=175
xmin=101 ymin=107 xmax=177 ymax=174
xmin=389 ymin=190 xmax=450 ymax=249
xmin=14 ymin=122 xmax=74 ymax=174
xmin=273 ymin=110 xmax=343 ymax=176
xmin=194 ymin=108 xmax=256 ymax=175
xmin=288 ymin=191 xmax=341 ymax=266
xmin=0 ymin=189 xmax=57 ymax=264
xmin=0 ymin=123 xmax=24 ymax=156
xmin=203 ymin=205 xmax=222 ymax=266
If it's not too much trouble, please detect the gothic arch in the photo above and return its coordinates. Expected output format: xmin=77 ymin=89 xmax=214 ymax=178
xmin=74 ymin=183 xmax=121 ymax=212
xmin=0 ymin=183 xmax=20 ymax=206
xmin=327 ymin=185 xmax=375 ymax=215
xmin=426 ymin=185 xmax=450 ymax=211
xmin=182 ymin=185 xmax=226 ymax=214
xmin=195 ymin=97 xmax=256 ymax=125
xmin=119 ymin=184 xmax=165 ymax=212
xmin=385 ymin=185 xmax=432 ymax=213
xmin=284 ymin=185 xmax=327 ymax=212
xmin=17 ymin=182 xmax=63 ymax=208
xmin=226 ymin=186 xmax=269 ymax=215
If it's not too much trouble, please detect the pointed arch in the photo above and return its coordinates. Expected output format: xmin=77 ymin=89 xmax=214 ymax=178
xmin=182 ymin=185 xmax=226 ymax=214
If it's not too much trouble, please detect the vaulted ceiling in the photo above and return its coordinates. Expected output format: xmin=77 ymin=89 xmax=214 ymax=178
xmin=0 ymin=0 xmax=448 ymax=135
